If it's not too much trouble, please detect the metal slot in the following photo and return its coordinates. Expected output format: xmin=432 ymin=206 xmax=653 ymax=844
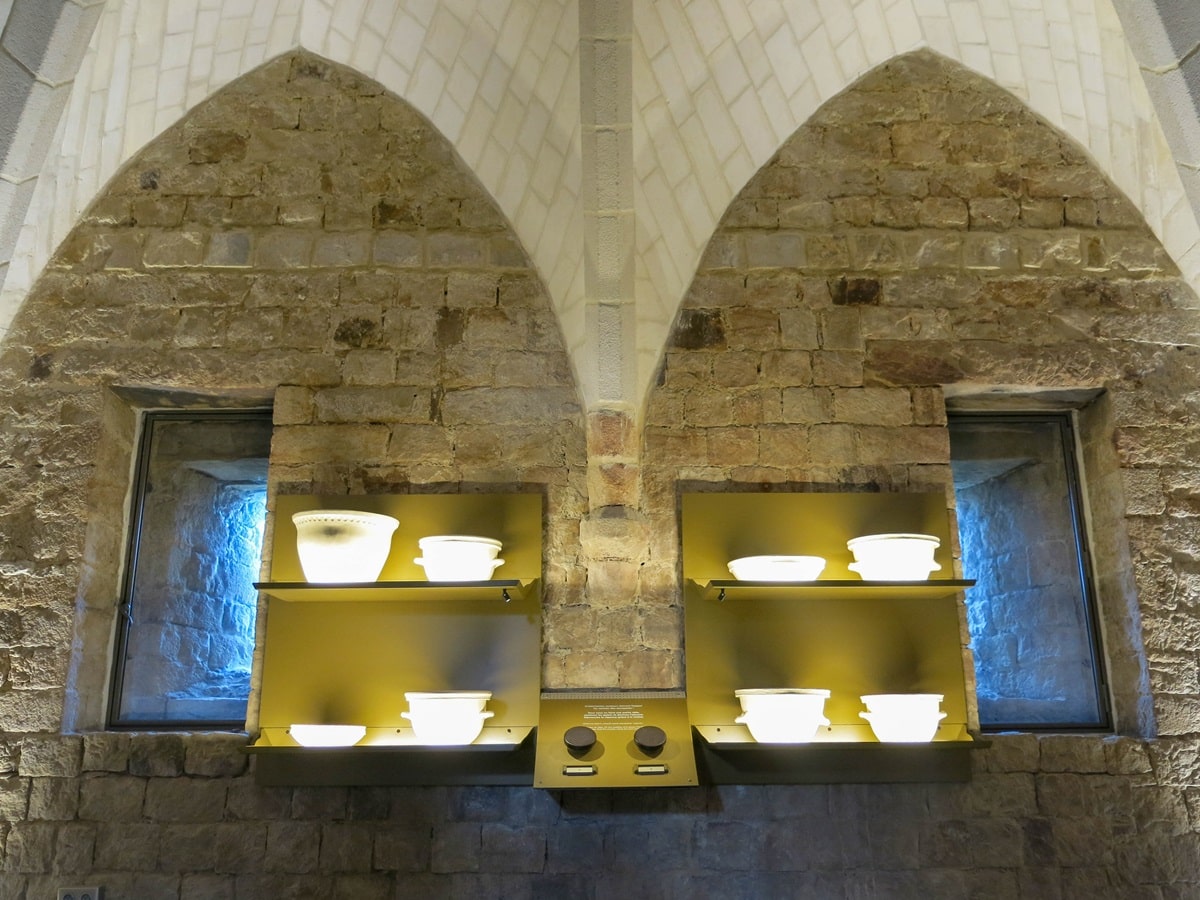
xmin=634 ymin=764 xmax=668 ymax=775
xmin=562 ymin=765 xmax=597 ymax=776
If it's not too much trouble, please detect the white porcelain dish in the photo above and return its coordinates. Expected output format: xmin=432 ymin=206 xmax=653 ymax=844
xmin=289 ymin=724 xmax=367 ymax=747
xmin=859 ymin=693 xmax=946 ymax=742
xmin=734 ymin=688 xmax=831 ymax=743
xmin=727 ymin=555 xmax=826 ymax=582
xmin=292 ymin=510 xmax=399 ymax=583
xmin=846 ymin=533 xmax=941 ymax=581
xmin=402 ymin=691 xmax=494 ymax=745
xmin=414 ymin=535 xmax=505 ymax=582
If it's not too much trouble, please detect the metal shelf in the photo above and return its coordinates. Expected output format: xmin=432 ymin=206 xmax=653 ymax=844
xmin=692 ymin=726 xmax=984 ymax=784
xmin=695 ymin=579 xmax=975 ymax=603
xmin=254 ymin=578 xmax=534 ymax=603
xmin=248 ymin=727 xmax=538 ymax=786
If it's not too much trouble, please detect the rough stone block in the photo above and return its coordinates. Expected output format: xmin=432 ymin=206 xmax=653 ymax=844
xmin=255 ymin=232 xmax=313 ymax=268
xmin=0 ymin=775 xmax=30 ymax=820
xmin=264 ymin=822 xmax=321 ymax=874
xmin=744 ymin=232 xmax=805 ymax=268
xmin=204 ymin=231 xmax=252 ymax=267
xmin=143 ymin=231 xmax=206 ymax=267
xmin=129 ymin=734 xmax=186 ymax=777
xmin=78 ymin=775 xmax=146 ymax=822
xmin=27 ymin=777 xmax=79 ymax=821
xmin=372 ymin=231 xmax=422 ymax=267
xmin=312 ymin=232 xmax=371 ymax=267
xmin=427 ymin=233 xmax=487 ymax=267
xmin=17 ymin=736 xmax=81 ymax=777
xmin=94 ymin=822 xmax=159 ymax=870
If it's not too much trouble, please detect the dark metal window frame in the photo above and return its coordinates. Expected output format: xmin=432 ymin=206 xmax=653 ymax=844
xmin=949 ymin=410 xmax=1112 ymax=733
xmin=107 ymin=407 xmax=272 ymax=731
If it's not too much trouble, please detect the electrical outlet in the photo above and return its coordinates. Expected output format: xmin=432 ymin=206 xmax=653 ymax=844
xmin=58 ymin=888 xmax=101 ymax=900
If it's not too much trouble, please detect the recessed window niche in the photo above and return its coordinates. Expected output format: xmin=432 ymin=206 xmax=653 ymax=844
xmin=66 ymin=388 xmax=273 ymax=733
xmin=110 ymin=410 xmax=272 ymax=728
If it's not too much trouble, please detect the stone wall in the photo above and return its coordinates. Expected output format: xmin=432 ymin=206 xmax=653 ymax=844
xmin=1 ymin=49 xmax=1199 ymax=896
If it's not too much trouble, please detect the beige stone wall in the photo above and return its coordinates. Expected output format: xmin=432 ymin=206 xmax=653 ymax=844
xmin=0 ymin=49 xmax=1198 ymax=896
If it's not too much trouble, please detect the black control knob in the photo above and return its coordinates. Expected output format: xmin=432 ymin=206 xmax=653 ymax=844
xmin=634 ymin=725 xmax=667 ymax=755
xmin=564 ymin=725 xmax=597 ymax=754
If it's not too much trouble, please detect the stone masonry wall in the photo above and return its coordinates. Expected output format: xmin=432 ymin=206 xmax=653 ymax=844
xmin=0 ymin=48 xmax=1199 ymax=897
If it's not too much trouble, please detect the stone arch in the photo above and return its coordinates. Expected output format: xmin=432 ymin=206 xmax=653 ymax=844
xmin=641 ymin=49 xmax=1193 ymax=732
xmin=0 ymin=49 xmax=587 ymax=732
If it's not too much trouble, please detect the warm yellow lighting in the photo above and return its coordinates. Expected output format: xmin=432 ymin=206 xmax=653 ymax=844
xmin=402 ymin=691 xmax=494 ymax=745
xmin=846 ymin=533 xmax=941 ymax=581
xmin=414 ymin=535 xmax=505 ymax=582
xmin=727 ymin=555 xmax=826 ymax=581
xmin=859 ymin=693 xmax=946 ymax=742
xmin=292 ymin=510 xmax=399 ymax=583
xmin=734 ymin=688 xmax=831 ymax=743
xmin=288 ymin=724 xmax=367 ymax=747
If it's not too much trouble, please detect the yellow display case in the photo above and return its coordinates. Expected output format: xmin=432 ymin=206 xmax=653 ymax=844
xmin=251 ymin=492 xmax=543 ymax=785
xmin=681 ymin=491 xmax=980 ymax=783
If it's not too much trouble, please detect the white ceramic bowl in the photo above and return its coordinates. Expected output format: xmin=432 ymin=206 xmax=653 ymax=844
xmin=414 ymin=535 xmax=505 ymax=582
xmin=402 ymin=691 xmax=494 ymax=745
xmin=734 ymin=688 xmax=831 ymax=743
xmin=292 ymin=510 xmax=399 ymax=583
xmin=859 ymin=693 xmax=946 ymax=742
xmin=846 ymin=533 xmax=941 ymax=581
xmin=289 ymin=724 xmax=367 ymax=747
xmin=727 ymin=555 xmax=826 ymax=582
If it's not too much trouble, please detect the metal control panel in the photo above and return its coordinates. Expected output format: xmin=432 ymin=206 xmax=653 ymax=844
xmin=534 ymin=691 xmax=698 ymax=788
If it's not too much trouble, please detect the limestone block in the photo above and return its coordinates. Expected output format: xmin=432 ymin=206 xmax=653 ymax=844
xmin=81 ymin=732 xmax=130 ymax=773
xmin=831 ymin=387 xmax=913 ymax=426
xmin=312 ymin=232 xmax=371 ymax=267
xmin=27 ymin=777 xmax=79 ymax=821
xmin=255 ymin=232 xmax=314 ymax=269
xmin=204 ymin=231 xmax=252 ymax=268
xmin=4 ymin=821 xmax=56 ymax=873
xmin=872 ymin=198 xmax=920 ymax=229
xmin=962 ymin=233 xmax=1020 ymax=270
xmin=428 ymin=233 xmax=487 ymax=267
xmin=616 ymin=649 xmax=678 ymax=688
xmin=372 ymin=231 xmax=422 ymax=267
xmin=270 ymin=425 xmax=390 ymax=464
xmin=144 ymin=778 xmax=227 ymax=822
xmin=94 ymin=821 xmax=159 ymax=870
xmin=744 ymin=231 xmax=805 ymax=269
xmin=831 ymin=196 xmax=874 ymax=227
xmin=17 ymin=736 xmax=81 ymax=777
xmin=1039 ymin=735 xmax=1108 ymax=773
xmin=586 ymin=461 xmax=638 ymax=508
xmin=812 ymin=350 xmax=863 ymax=386
xmin=129 ymin=734 xmax=185 ymax=777
xmin=778 ymin=199 xmax=832 ymax=230
xmin=141 ymin=231 xmax=205 ymax=268
xmin=579 ymin=506 xmax=649 ymax=562
xmin=0 ymin=775 xmax=30 ymax=820
xmin=78 ymin=776 xmax=145 ymax=822
xmin=592 ymin=606 xmax=642 ymax=654
xmin=1122 ymin=468 xmax=1166 ymax=516
xmin=53 ymin=821 xmax=96 ymax=875
xmin=0 ymin=689 xmax=62 ymax=731
xmin=184 ymin=734 xmax=250 ymax=778
xmin=313 ymin=385 xmax=430 ymax=424
xmin=544 ymin=604 xmax=598 ymax=653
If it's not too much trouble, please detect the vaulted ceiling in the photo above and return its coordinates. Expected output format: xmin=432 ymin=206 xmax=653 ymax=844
xmin=1 ymin=0 xmax=1198 ymax=413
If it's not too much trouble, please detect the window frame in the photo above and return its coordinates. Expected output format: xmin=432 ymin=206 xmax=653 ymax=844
xmin=107 ymin=406 xmax=272 ymax=731
xmin=948 ymin=409 xmax=1113 ymax=733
